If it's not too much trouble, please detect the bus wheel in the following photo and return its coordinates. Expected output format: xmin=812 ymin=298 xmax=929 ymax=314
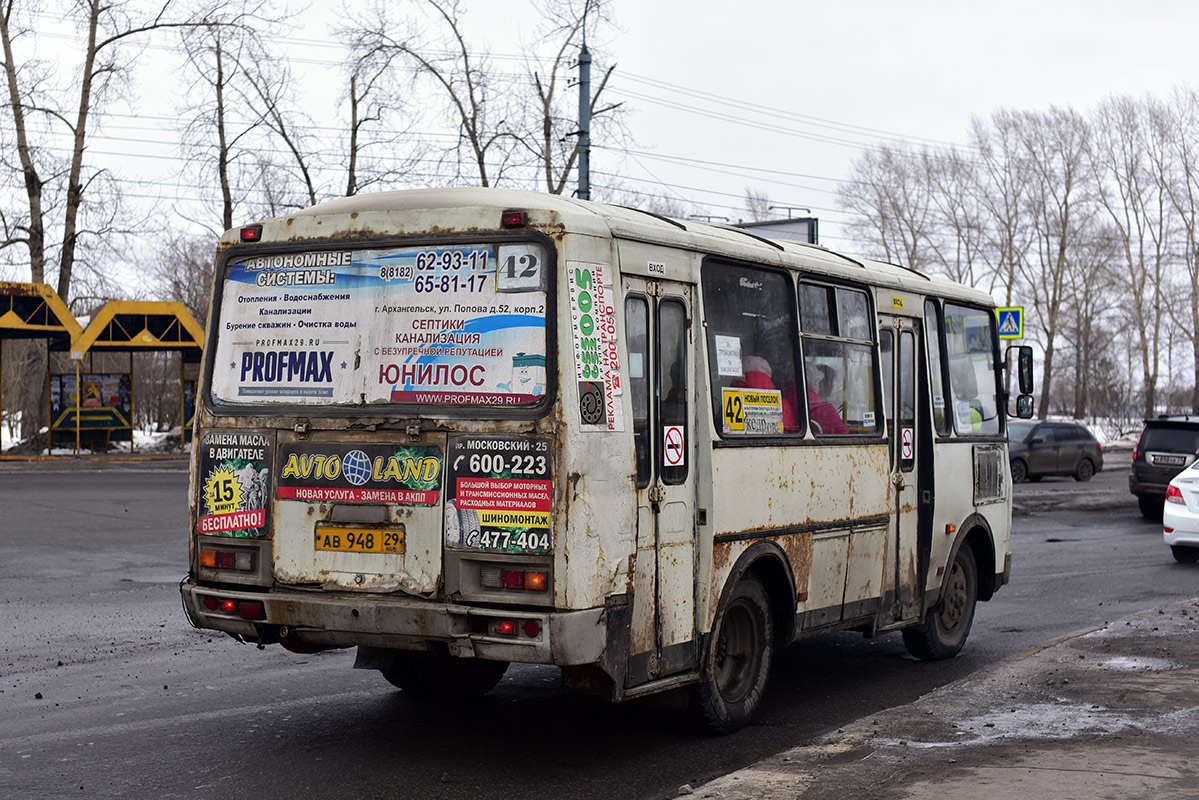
xmin=902 ymin=545 xmax=977 ymax=661
xmin=380 ymin=649 xmax=509 ymax=697
xmin=693 ymin=575 xmax=773 ymax=733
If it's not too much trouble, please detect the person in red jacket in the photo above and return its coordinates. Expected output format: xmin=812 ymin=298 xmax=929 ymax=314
xmin=737 ymin=355 xmax=798 ymax=433
xmin=807 ymin=364 xmax=848 ymax=434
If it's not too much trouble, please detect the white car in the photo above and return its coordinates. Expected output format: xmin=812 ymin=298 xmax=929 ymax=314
xmin=1162 ymin=463 xmax=1199 ymax=563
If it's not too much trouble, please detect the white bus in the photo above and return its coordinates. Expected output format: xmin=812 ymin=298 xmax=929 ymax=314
xmin=181 ymin=188 xmax=1033 ymax=731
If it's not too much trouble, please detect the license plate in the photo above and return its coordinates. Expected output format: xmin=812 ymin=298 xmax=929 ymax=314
xmin=1153 ymin=454 xmax=1186 ymax=467
xmin=314 ymin=526 xmax=405 ymax=554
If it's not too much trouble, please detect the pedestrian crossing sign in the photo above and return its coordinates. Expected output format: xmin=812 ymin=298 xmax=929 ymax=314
xmin=997 ymin=307 xmax=1023 ymax=339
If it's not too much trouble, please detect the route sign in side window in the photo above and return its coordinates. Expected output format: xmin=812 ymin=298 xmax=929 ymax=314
xmin=210 ymin=242 xmax=549 ymax=410
xmin=702 ymin=261 xmax=803 ymax=437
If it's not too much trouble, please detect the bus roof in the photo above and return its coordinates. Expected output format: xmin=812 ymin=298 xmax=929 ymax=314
xmin=226 ymin=187 xmax=995 ymax=307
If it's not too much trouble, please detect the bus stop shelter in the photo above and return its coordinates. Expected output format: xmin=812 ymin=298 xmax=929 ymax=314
xmin=65 ymin=300 xmax=205 ymax=454
xmin=0 ymin=282 xmax=84 ymax=454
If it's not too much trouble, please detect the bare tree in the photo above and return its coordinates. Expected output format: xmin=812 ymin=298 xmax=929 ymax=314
xmin=0 ymin=0 xmax=239 ymax=438
xmin=970 ymin=111 xmax=1036 ymax=306
xmin=0 ymin=0 xmax=236 ymax=302
xmin=838 ymin=143 xmax=936 ymax=270
xmin=1090 ymin=95 xmax=1172 ymax=418
xmin=1158 ymin=87 xmax=1199 ymax=413
xmin=924 ymin=146 xmax=987 ymax=286
xmin=743 ymin=188 xmax=772 ymax=222
xmin=348 ymin=0 xmax=520 ymax=187
xmin=516 ymin=0 xmax=624 ymax=195
xmin=1017 ymin=106 xmax=1094 ymax=420
xmin=177 ymin=9 xmax=278 ymax=232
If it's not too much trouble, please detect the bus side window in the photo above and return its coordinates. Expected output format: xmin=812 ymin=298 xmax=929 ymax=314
xmin=659 ymin=299 xmax=688 ymax=485
xmin=799 ymin=282 xmax=879 ymax=436
xmin=701 ymin=260 xmax=802 ymax=437
xmin=625 ymin=296 xmax=651 ymax=487
xmin=943 ymin=303 xmax=1000 ymax=435
xmin=924 ymin=300 xmax=950 ymax=435
xmin=879 ymin=329 xmax=894 ymax=449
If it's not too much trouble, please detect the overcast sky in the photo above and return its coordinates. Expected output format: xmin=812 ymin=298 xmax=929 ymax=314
xmin=576 ymin=0 xmax=1199 ymax=249
xmin=27 ymin=0 xmax=1199 ymax=269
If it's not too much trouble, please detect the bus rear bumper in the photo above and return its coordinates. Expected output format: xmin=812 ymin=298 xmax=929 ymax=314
xmin=180 ymin=579 xmax=606 ymax=666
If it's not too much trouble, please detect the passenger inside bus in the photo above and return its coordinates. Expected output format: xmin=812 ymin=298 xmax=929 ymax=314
xmin=806 ymin=364 xmax=849 ymax=434
xmin=736 ymin=355 xmax=798 ymax=432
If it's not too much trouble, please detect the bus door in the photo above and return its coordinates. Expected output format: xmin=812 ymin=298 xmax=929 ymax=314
xmin=879 ymin=314 xmax=923 ymax=621
xmin=622 ymin=277 xmax=698 ymax=686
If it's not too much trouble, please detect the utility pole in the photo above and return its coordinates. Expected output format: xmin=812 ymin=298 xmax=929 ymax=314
xmin=576 ymin=41 xmax=591 ymax=200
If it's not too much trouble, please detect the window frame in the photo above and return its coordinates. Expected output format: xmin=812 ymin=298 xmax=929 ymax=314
xmin=701 ymin=257 xmax=806 ymax=442
xmin=797 ymin=277 xmax=884 ymax=438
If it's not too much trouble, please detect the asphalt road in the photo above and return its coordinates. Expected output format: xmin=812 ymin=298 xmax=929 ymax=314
xmin=1 ymin=453 xmax=1194 ymax=800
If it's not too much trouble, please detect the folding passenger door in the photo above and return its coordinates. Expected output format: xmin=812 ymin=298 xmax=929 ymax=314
xmin=879 ymin=314 xmax=923 ymax=621
xmin=622 ymin=276 xmax=698 ymax=688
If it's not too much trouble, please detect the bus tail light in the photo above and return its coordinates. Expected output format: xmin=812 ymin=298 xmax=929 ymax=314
xmin=493 ymin=620 xmax=518 ymax=636
xmin=200 ymin=549 xmax=253 ymax=571
xmin=481 ymin=566 xmax=548 ymax=592
xmin=201 ymin=596 xmax=266 ymax=620
xmin=240 ymin=225 xmax=262 ymax=242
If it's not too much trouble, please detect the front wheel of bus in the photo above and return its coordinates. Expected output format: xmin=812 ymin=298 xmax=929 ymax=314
xmin=902 ymin=544 xmax=977 ymax=661
xmin=693 ymin=575 xmax=773 ymax=734
xmin=380 ymin=649 xmax=509 ymax=697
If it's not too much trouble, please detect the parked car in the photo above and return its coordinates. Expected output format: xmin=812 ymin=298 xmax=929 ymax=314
xmin=1008 ymin=419 xmax=1103 ymax=483
xmin=1129 ymin=415 xmax=1199 ymax=520
xmin=1162 ymin=462 xmax=1199 ymax=563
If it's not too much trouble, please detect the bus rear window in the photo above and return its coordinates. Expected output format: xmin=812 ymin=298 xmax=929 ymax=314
xmin=209 ymin=242 xmax=549 ymax=409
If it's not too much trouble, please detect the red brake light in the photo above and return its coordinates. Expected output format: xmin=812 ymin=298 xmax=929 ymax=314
xmin=1166 ymin=484 xmax=1185 ymax=505
xmin=502 ymin=569 xmax=524 ymax=589
xmin=493 ymin=620 xmax=518 ymax=636
xmin=500 ymin=210 xmax=527 ymax=228
xmin=237 ymin=600 xmax=266 ymax=620
xmin=240 ymin=225 xmax=262 ymax=242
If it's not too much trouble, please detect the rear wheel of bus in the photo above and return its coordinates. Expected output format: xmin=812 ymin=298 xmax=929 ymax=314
xmin=693 ymin=575 xmax=773 ymax=733
xmin=902 ymin=544 xmax=978 ymax=660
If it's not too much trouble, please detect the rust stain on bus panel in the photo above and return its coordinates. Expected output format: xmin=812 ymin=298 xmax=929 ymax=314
xmin=778 ymin=532 xmax=814 ymax=595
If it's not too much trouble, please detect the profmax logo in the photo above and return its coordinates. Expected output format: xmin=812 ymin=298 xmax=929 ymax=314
xmin=241 ymin=350 xmax=333 ymax=383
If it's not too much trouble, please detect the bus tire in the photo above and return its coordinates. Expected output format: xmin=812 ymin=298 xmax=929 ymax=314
xmin=379 ymin=649 xmax=509 ymax=697
xmin=902 ymin=544 xmax=977 ymax=661
xmin=693 ymin=575 xmax=773 ymax=734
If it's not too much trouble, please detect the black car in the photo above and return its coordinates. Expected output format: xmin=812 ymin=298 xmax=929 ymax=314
xmin=1008 ymin=420 xmax=1104 ymax=483
xmin=1129 ymin=415 xmax=1199 ymax=520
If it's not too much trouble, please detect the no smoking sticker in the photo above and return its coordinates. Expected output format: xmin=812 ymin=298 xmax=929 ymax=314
xmin=663 ymin=425 xmax=685 ymax=467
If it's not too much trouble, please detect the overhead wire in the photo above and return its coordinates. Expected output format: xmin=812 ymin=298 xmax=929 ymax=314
xmin=2 ymin=11 xmax=971 ymax=240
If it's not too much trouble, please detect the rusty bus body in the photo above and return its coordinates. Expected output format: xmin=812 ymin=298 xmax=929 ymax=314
xmin=180 ymin=187 xmax=1025 ymax=731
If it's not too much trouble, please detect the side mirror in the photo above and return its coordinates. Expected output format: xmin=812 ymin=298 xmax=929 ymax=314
xmin=1015 ymin=346 xmax=1034 ymax=395
xmin=1015 ymin=394 xmax=1034 ymax=419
